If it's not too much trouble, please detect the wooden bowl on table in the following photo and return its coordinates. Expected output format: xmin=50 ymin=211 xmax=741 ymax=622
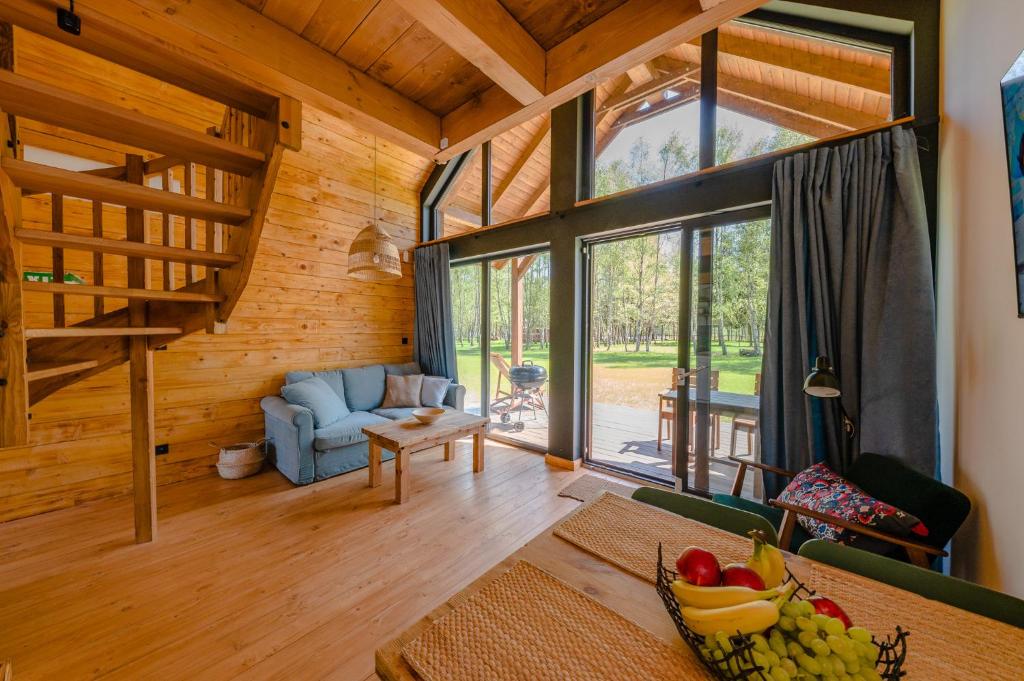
xmin=412 ymin=407 xmax=445 ymax=425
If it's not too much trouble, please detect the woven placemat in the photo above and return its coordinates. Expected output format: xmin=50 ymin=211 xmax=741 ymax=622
xmin=401 ymin=561 xmax=703 ymax=681
xmin=557 ymin=474 xmax=636 ymax=503
xmin=554 ymin=491 xmax=751 ymax=583
xmin=809 ymin=562 xmax=1024 ymax=679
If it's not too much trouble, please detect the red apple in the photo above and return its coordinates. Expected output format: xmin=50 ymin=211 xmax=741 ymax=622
xmin=808 ymin=596 xmax=853 ymax=629
xmin=676 ymin=547 xmax=722 ymax=586
xmin=720 ymin=563 xmax=766 ymax=590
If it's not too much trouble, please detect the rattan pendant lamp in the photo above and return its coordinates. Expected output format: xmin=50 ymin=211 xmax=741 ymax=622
xmin=347 ymin=140 xmax=402 ymax=281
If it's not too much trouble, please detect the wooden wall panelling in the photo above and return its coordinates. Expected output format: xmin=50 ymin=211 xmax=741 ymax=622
xmin=0 ymin=32 xmax=431 ymax=524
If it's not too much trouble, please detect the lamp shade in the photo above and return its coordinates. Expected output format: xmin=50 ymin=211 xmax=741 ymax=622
xmin=347 ymin=223 xmax=401 ymax=281
xmin=803 ymin=355 xmax=841 ymax=398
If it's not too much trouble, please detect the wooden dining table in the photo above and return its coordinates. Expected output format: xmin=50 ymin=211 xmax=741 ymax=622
xmin=375 ymin=501 xmax=816 ymax=681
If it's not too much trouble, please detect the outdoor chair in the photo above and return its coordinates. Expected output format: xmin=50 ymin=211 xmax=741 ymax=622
xmin=729 ymin=372 xmax=760 ymax=458
xmin=632 ymin=486 xmax=779 ymax=546
xmin=715 ymin=453 xmax=971 ymax=568
xmin=798 ymin=540 xmax=1024 ymax=628
xmin=657 ymin=369 xmax=720 ymax=451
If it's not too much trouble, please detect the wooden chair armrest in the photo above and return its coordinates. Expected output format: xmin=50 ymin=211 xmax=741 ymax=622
xmin=726 ymin=456 xmax=797 ymax=478
xmin=768 ymin=499 xmax=947 ymax=567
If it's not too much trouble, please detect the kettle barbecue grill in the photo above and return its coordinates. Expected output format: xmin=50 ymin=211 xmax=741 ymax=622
xmin=492 ymin=360 xmax=548 ymax=431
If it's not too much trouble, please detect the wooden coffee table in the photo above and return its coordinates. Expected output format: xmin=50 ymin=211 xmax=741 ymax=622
xmin=363 ymin=412 xmax=489 ymax=504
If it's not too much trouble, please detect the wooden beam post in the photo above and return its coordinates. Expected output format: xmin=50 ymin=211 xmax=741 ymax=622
xmin=0 ymin=103 xmax=27 ymax=447
xmin=126 ymin=154 xmax=156 ymax=543
xmin=510 ymin=257 xmax=523 ymax=366
xmin=0 ymin=20 xmax=17 ymax=160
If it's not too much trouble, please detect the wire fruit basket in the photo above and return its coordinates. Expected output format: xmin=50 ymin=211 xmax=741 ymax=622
xmin=655 ymin=544 xmax=909 ymax=680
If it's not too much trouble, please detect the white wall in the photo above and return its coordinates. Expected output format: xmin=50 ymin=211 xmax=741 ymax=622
xmin=940 ymin=0 xmax=1024 ymax=596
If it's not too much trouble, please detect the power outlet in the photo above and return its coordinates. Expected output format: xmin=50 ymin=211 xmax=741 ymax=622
xmin=155 ymin=443 xmax=170 ymax=456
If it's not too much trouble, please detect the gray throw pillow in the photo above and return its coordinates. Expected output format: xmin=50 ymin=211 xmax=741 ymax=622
xmin=381 ymin=374 xmax=423 ymax=408
xmin=280 ymin=376 xmax=348 ymax=428
xmin=420 ymin=376 xmax=451 ymax=408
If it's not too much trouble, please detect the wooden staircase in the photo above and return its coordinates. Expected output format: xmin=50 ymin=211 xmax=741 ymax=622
xmin=0 ymin=68 xmax=300 ymax=541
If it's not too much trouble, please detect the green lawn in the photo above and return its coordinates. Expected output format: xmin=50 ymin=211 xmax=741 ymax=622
xmin=455 ymin=340 xmax=762 ymax=409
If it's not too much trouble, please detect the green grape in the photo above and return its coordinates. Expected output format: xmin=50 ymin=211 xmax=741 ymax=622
xmin=810 ymin=638 xmax=831 ymax=657
xmin=795 ymin=653 xmax=822 ymax=675
xmin=829 ymin=654 xmax=846 ymax=675
xmin=769 ymin=630 xmax=789 ymax=659
xmin=795 ymin=616 xmax=818 ymax=633
xmin=714 ymin=632 xmax=734 ymax=653
xmin=786 ymin=641 xmax=804 ymax=658
xmin=847 ymin=627 xmax=872 ymax=644
xmin=769 ymin=666 xmax=791 ymax=681
xmin=704 ymin=634 xmax=718 ymax=650
xmin=798 ymin=600 xmax=816 ymax=617
xmin=778 ymin=615 xmax=797 ymax=632
xmin=765 ymin=650 xmax=781 ymax=667
xmin=811 ymin=614 xmax=831 ymax=629
xmin=824 ymin=617 xmax=847 ymax=637
xmin=843 ymin=654 xmax=861 ymax=674
xmin=752 ymin=633 xmax=770 ymax=653
xmin=826 ymin=634 xmax=848 ymax=655
xmin=780 ymin=658 xmax=798 ymax=677
xmin=821 ymin=674 xmax=839 ymax=681
xmin=864 ymin=642 xmax=880 ymax=662
xmin=797 ymin=630 xmax=818 ymax=649
xmin=860 ymin=667 xmax=883 ymax=681
xmin=818 ymin=654 xmax=833 ymax=675
xmin=850 ymin=675 xmax=867 ymax=681
xmin=781 ymin=602 xmax=802 ymax=618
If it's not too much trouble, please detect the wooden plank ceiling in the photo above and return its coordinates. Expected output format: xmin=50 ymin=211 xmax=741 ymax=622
xmin=444 ymin=17 xmax=893 ymax=230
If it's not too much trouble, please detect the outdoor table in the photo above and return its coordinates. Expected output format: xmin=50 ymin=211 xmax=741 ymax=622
xmin=659 ymin=388 xmax=760 ymax=418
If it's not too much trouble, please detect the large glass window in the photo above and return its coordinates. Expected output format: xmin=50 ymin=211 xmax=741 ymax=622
xmin=584 ymin=219 xmax=769 ymax=498
xmin=450 ymin=263 xmax=483 ymax=415
xmin=594 ymin=15 xmax=895 ymax=198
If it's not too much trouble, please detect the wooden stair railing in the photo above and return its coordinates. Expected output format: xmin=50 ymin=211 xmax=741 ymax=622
xmin=0 ymin=67 xmax=300 ymax=542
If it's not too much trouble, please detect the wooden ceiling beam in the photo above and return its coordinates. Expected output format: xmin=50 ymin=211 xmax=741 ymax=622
xmin=436 ymin=0 xmax=768 ymax=161
xmin=493 ymin=118 xmax=550 ymax=209
xmin=0 ymin=0 xmax=441 ymax=158
xmin=395 ymin=0 xmax=545 ymax=105
xmin=716 ymin=27 xmax=891 ymax=95
xmin=598 ymin=61 xmax=701 ymax=114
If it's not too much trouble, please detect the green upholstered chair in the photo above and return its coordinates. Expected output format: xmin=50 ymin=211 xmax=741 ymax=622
xmin=798 ymin=539 xmax=1024 ymax=629
xmin=631 ymin=487 xmax=779 ymax=546
xmin=719 ymin=453 xmax=971 ymax=569
xmin=712 ymin=492 xmax=813 ymax=550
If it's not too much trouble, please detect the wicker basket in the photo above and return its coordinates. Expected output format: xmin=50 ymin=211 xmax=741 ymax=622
xmin=214 ymin=440 xmax=265 ymax=479
xmin=655 ymin=544 xmax=909 ymax=681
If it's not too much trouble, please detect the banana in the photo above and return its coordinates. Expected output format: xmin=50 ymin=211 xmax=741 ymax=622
xmin=681 ymin=599 xmax=781 ymax=637
xmin=671 ymin=580 xmax=784 ymax=609
xmin=747 ymin=530 xmax=787 ymax=588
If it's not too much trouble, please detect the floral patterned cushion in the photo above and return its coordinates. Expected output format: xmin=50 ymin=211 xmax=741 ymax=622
xmin=777 ymin=463 xmax=929 ymax=552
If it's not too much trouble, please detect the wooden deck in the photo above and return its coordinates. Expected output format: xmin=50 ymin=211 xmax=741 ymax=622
xmin=484 ymin=402 xmax=760 ymax=498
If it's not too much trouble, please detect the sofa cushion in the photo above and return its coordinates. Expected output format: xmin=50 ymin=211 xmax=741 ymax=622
xmin=381 ymin=374 xmax=423 ymax=408
xmin=384 ymin=362 xmax=422 ymax=376
xmin=421 ymin=376 xmax=452 ymax=408
xmin=281 ymin=377 xmax=348 ymax=428
xmin=285 ymin=369 xmax=346 ymax=404
xmin=341 ymin=364 xmax=386 ymax=411
xmin=313 ymin=411 xmax=390 ymax=451
xmin=372 ymin=406 xmax=458 ymax=420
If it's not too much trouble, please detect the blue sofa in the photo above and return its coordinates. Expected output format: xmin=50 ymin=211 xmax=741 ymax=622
xmin=260 ymin=362 xmax=465 ymax=485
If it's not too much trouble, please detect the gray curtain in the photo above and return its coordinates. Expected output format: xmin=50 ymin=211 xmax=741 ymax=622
xmin=760 ymin=126 xmax=935 ymax=497
xmin=414 ymin=243 xmax=458 ymax=381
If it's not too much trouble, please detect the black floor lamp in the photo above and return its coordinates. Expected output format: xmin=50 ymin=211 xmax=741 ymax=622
xmin=803 ymin=356 xmax=855 ymax=437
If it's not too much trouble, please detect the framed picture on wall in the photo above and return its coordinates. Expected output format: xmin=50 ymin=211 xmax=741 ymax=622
xmin=1001 ymin=49 xmax=1024 ymax=317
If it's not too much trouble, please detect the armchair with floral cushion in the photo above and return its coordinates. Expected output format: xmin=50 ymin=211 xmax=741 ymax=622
xmin=713 ymin=452 xmax=971 ymax=569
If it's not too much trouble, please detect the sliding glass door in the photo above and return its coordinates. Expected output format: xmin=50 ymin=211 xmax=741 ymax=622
xmin=449 ymin=252 xmax=551 ymax=452
xmin=584 ymin=218 xmax=768 ymax=497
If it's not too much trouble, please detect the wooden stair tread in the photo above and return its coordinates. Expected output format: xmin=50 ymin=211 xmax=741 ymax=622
xmin=22 ymin=281 xmax=224 ymax=303
xmin=1 ymin=158 xmax=251 ymax=226
xmin=0 ymin=70 xmax=266 ymax=176
xmin=15 ymin=228 xmax=241 ymax=267
xmin=26 ymin=360 xmax=101 ymax=382
xmin=24 ymin=327 xmax=183 ymax=339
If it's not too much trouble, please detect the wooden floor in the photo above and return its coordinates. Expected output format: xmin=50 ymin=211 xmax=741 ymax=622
xmin=0 ymin=439 xmax=600 ymax=681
